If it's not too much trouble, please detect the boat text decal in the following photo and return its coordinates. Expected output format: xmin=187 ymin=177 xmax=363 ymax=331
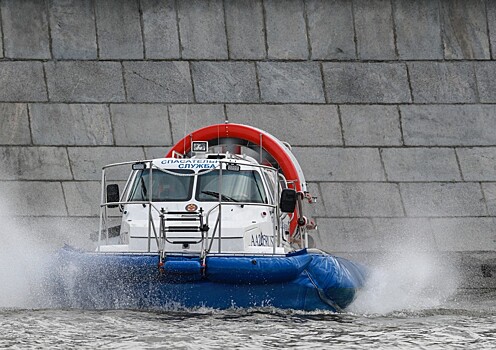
xmin=251 ymin=232 xmax=274 ymax=247
xmin=161 ymin=159 xmax=218 ymax=169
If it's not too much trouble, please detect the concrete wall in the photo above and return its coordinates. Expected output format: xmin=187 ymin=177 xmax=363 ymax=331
xmin=0 ymin=0 xmax=495 ymax=284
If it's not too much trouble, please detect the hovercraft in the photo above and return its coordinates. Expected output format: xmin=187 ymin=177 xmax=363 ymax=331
xmin=52 ymin=123 xmax=366 ymax=311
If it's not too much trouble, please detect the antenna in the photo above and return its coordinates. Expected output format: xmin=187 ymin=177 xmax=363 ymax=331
xmin=183 ymin=97 xmax=190 ymax=157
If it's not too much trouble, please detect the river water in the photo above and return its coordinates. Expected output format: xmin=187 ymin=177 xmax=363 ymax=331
xmin=1 ymin=290 xmax=495 ymax=349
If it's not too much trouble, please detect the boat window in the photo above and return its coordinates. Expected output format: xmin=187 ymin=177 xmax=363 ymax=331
xmin=260 ymin=169 xmax=280 ymax=204
xmin=129 ymin=169 xmax=194 ymax=202
xmin=196 ymin=170 xmax=267 ymax=203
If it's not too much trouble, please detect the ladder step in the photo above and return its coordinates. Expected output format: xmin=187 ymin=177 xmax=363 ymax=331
xmin=165 ymin=217 xmax=200 ymax=221
xmin=165 ymin=226 xmax=201 ymax=232
xmin=164 ymin=211 xmax=199 ymax=215
xmin=167 ymin=240 xmax=200 ymax=244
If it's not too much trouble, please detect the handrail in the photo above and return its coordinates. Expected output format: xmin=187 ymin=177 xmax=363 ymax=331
xmin=206 ymin=212 xmax=220 ymax=254
xmin=98 ymin=159 xmax=162 ymax=252
xmin=98 ymin=198 xmax=163 ymax=251
xmin=203 ymin=201 xmax=278 ymax=254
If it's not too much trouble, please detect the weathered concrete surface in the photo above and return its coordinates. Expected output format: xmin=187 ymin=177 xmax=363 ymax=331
xmin=224 ymin=0 xmax=266 ymax=59
xmin=0 ymin=104 xmax=31 ymax=145
xmin=258 ymin=62 xmax=324 ymax=103
xmin=49 ymin=0 xmax=97 ymax=59
xmin=264 ymin=0 xmax=308 ymax=60
xmin=340 ymin=105 xmax=402 ymax=146
xmin=45 ymin=61 xmax=125 ymax=102
xmin=67 ymin=147 xmax=145 ymax=181
xmin=320 ymin=183 xmax=404 ymax=217
xmin=30 ymin=104 xmax=113 ymax=145
xmin=475 ymin=62 xmax=496 ymax=103
xmin=457 ymin=148 xmax=496 ymax=181
xmin=62 ymin=181 xmax=102 ymax=217
xmin=431 ymin=218 xmax=496 ymax=252
xmin=354 ymin=0 xmax=396 ymax=60
xmin=0 ymin=62 xmax=47 ymax=101
xmin=401 ymin=105 xmax=496 ymax=146
xmin=123 ymin=61 xmax=193 ymax=102
xmin=0 ymin=181 xmax=67 ymax=216
xmin=192 ymin=62 xmax=259 ymax=102
xmin=293 ymin=147 xmax=385 ymax=182
xmin=0 ymin=146 xmax=72 ymax=180
xmin=393 ymin=0 xmax=443 ymax=59
xmin=95 ymin=0 xmax=143 ymax=59
xmin=110 ymin=104 xmax=171 ymax=146
xmin=1 ymin=0 xmax=50 ymax=58
xmin=440 ymin=0 xmax=490 ymax=60
xmin=315 ymin=217 xmax=439 ymax=253
xmin=177 ymin=0 xmax=228 ymax=59
xmin=408 ymin=62 xmax=477 ymax=103
xmin=323 ymin=63 xmax=411 ymax=103
xmin=168 ymin=104 xmax=226 ymax=143
xmin=400 ymin=183 xmax=487 ymax=217
xmin=482 ymin=183 xmax=496 ymax=216
xmin=141 ymin=0 xmax=180 ymax=59
xmin=0 ymin=0 xmax=495 ymax=279
xmin=306 ymin=0 xmax=355 ymax=60
xmin=226 ymin=104 xmax=342 ymax=146
xmin=488 ymin=1 xmax=496 ymax=60
xmin=381 ymin=148 xmax=461 ymax=182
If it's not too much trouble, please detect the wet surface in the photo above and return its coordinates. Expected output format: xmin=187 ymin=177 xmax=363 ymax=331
xmin=1 ymin=290 xmax=495 ymax=349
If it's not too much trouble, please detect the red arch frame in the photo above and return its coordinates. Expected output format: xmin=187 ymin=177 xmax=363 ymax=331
xmin=166 ymin=123 xmax=303 ymax=235
xmin=166 ymin=123 xmax=302 ymax=192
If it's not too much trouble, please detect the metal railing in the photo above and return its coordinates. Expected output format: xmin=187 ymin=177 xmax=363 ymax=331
xmin=97 ymin=158 xmax=290 ymax=256
xmin=98 ymin=159 xmax=161 ymax=252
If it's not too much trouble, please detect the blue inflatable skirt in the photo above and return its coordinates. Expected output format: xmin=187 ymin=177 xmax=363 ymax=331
xmin=48 ymin=247 xmax=367 ymax=311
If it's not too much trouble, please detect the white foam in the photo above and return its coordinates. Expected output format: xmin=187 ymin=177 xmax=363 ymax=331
xmin=349 ymin=242 xmax=460 ymax=314
xmin=0 ymin=187 xmax=52 ymax=308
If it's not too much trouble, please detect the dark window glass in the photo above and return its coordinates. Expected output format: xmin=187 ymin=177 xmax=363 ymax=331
xmin=196 ymin=170 xmax=267 ymax=203
xmin=129 ymin=169 xmax=194 ymax=202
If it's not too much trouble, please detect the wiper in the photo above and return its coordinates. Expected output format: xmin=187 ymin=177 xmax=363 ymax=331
xmin=201 ymin=190 xmax=238 ymax=202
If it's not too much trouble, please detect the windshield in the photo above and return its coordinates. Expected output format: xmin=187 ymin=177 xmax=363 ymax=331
xmin=196 ymin=170 xmax=267 ymax=203
xmin=129 ymin=169 xmax=194 ymax=202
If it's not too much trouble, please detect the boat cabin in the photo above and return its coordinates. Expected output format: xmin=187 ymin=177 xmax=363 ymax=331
xmin=97 ymin=149 xmax=308 ymax=256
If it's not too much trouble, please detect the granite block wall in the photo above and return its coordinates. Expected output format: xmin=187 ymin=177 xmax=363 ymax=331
xmin=0 ymin=0 xmax=495 ymax=285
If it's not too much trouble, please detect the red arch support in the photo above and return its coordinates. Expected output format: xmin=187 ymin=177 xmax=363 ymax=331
xmin=166 ymin=123 xmax=304 ymax=192
xmin=166 ymin=123 xmax=306 ymax=236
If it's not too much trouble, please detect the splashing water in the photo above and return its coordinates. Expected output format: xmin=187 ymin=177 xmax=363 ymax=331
xmin=349 ymin=243 xmax=460 ymax=314
xmin=0 ymin=186 xmax=53 ymax=308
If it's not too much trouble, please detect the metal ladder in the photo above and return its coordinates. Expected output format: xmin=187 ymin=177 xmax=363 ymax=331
xmin=159 ymin=208 xmax=209 ymax=246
